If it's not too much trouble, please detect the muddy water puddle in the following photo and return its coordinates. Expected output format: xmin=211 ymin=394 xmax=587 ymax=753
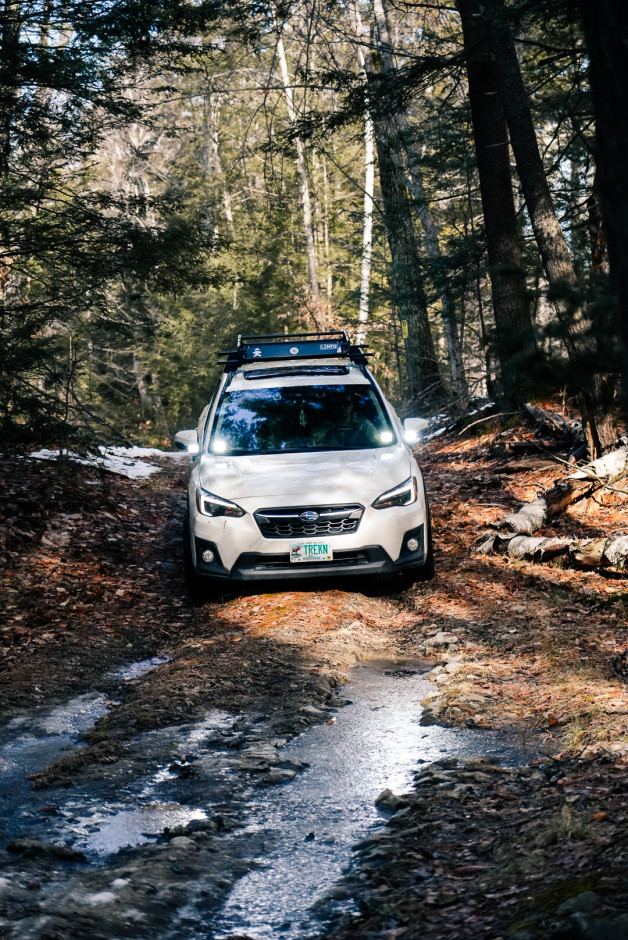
xmin=0 ymin=661 xmax=533 ymax=939
xmin=201 ymin=665 xmax=529 ymax=940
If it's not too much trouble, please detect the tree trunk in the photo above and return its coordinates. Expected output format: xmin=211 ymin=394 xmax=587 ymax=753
xmin=479 ymin=0 xmax=618 ymax=456
xmin=401 ymin=144 xmax=469 ymax=413
xmin=0 ymin=0 xmax=21 ymax=174
xmin=373 ymin=0 xmax=468 ymax=411
xmin=347 ymin=2 xmax=373 ymax=347
xmin=479 ymin=531 xmax=628 ymax=572
xmin=580 ymin=2 xmax=628 ymax=422
xmin=275 ymin=26 xmax=320 ymax=302
xmin=356 ymin=7 xmax=443 ymax=406
xmin=356 ymin=100 xmax=374 ymax=347
xmin=456 ymin=0 xmax=536 ymax=405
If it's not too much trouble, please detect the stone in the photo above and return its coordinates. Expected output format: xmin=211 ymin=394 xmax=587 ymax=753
xmin=6 ymin=839 xmax=85 ymax=861
xmin=375 ymin=789 xmax=407 ymax=812
xmin=257 ymin=768 xmax=296 ymax=786
xmin=301 ymin=705 xmax=328 ymax=719
xmin=424 ymin=631 xmax=459 ymax=650
xmin=556 ymin=891 xmax=601 ymax=916
xmin=168 ymin=836 xmax=197 ymax=851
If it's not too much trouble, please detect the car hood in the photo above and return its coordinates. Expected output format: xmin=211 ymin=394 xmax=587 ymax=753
xmin=197 ymin=447 xmax=412 ymax=503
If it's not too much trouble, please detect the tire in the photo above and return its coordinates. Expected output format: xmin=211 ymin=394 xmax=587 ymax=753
xmin=401 ymin=492 xmax=435 ymax=586
xmin=183 ymin=511 xmax=209 ymax=604
xmin=413 ymin=507 xmax=435 ymax=581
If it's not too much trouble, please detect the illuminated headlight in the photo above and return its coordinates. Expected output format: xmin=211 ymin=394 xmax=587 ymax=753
xmin=372 ymin=476 xmax=418 ymax=510
xmin=195 ymin=486 xmax=245 ymax=518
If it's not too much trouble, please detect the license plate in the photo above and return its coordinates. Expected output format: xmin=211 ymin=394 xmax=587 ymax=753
xmin=290 ymin=541 xmax=333 ymax=563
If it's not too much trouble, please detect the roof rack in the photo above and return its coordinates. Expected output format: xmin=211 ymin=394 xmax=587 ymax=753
xmin=218 ymin=331 xmax=371 ymax=371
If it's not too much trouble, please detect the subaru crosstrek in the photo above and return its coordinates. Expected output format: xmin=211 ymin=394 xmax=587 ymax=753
xmin=175 ymin=332 xmax=433 ymax=596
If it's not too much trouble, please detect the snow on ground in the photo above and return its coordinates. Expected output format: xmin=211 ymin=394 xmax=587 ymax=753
xmin=28 ymin=446 xmax=188 ymax=479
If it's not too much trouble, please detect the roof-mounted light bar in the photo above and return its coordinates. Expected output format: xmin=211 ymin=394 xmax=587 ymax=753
xmin=218 ymin=331 xmax=371 ymax=372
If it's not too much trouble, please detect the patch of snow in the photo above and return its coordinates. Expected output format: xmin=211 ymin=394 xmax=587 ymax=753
xmin=109 ymin=655 xmax=172 ymax=682
xmin=27 ymin=446 xmax=186 ymax=479
xmin=75 ymin=890 xmax=119 ymax=906
xmin=423 ymin=426 xmax=447 ymax=441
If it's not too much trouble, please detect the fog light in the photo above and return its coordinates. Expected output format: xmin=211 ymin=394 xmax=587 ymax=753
xmin=201 ymin=549 xmax=215 ymax=564
xmin=406 ymin=537 xmax=419 ymax=553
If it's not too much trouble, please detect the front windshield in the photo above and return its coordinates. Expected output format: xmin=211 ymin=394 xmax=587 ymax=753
xmin=209 ymin=384 xmax=396 ymax=455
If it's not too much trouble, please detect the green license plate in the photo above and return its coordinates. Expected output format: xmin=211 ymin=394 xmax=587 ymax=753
xmin=290 ymin=541 xmax=333 ymax=563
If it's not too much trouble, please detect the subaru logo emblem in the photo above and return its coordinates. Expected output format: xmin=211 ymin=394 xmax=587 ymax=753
xmin=300 ymin=510 xmax=319 ymax=522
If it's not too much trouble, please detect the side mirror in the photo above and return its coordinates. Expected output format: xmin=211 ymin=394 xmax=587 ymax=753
xmin=403 ymin=417 xmax=428 ymax=444
xmin=174 ymin=429 xmax=200 ymax=455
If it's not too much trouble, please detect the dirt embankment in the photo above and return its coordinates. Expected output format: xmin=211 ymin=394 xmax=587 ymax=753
xmin=1 ymin=415 xmax=628 ymax=938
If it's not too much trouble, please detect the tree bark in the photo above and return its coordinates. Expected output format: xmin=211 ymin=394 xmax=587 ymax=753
xmin=580 ymin=2 xmax=628 ymax=422
xmin=479 ymin=531 xmax=628 ymax=572
xmin=457 ymin=0 xmax=536 ymax=405
xmin=478 ymin=0 xmax=618 ymax=457
xmin=363 ymin=5 xmax=444 ymax=406
xmin=374 ymin=0 xmax=468 ymax=412
xmin=356 ymin=101 xmax=374 ymax=346
xmin=489 ymin=444 xmax=628 ymax=536
xmin=275 ymin=26 xmax=320 ymax=301
xmin=0 ymin=0 xmax=21 ymax=174
xmin=347 ymin=3 xmax=374 ymax=347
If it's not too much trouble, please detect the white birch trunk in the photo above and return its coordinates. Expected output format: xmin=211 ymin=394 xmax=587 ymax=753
xmin=275 ymin=27 xmax=320 ymax=301
xmin=348 ymin=2 xmax=374 ymax=346
xmin=357 ymin=107 xmax=374 ymax=346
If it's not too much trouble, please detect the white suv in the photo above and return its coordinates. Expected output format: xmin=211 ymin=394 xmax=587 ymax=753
xmin=175 ymin=332 xmax=433 ymax=596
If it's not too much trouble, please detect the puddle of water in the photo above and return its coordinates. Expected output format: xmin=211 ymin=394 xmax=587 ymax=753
xmin=109 ymin=655 xmax=172 ymax=682
xmin=50 ymin=711 xmax=237 ymax=855
xmin=80 ymin=804 xmax=209 ymax=853
xmin=0 ymin=657 xmax=173 ymax=849
xmin=204 ymin=665 xmax=529 ymax=940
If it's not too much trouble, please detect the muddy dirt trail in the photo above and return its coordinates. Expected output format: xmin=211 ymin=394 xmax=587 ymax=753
xmin=2 ymin=427 xmax=628 ymax=939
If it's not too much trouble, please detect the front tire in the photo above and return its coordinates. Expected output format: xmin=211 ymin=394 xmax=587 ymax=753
xmin=183 ymin=511 xmax=208 ymax=604
xmin=401 ymin=497 xmax=435 ymax=586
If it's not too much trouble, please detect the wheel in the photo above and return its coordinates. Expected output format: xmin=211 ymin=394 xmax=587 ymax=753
xmin=413 ymin=508 xmax=434 ymax=581
xmin=183 ymin=511 xmax=209 ymax=604
xmin=401 ymin=494 xmax=435 ymax=586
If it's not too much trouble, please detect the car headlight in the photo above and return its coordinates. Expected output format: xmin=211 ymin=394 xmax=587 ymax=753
xmin=196 ymin=486 xmax=245 ymax=518
xmin=372 ymin=476 xmax=418 ymax=510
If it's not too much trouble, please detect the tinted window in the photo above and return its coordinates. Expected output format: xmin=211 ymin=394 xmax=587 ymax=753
xmin=209 ymin=384 xmax=396 ymax=455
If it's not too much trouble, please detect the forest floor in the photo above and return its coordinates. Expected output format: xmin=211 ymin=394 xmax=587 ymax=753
xmin=2 ymin=411 xmax=628 ymax=939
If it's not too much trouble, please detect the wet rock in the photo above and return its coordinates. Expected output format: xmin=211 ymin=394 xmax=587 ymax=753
xmin=6 ymin=839 xmax=85 ymax=861
xmin=256 ymin=768 xmax=296 ymax=787
xmin=168 ymin=836 xmax=198 ymax=851
xmin=556 ymin=891 xmax=601 ymax=916
xmin=278 ymin=758 xmax=308 ymax=772
xmin=300 ymin=704 xmax=328 ymax=720
xmin=239 ymin=744 xmax=280 ymax=767
xmin=375 ymin=789 xmax=408 ymax=812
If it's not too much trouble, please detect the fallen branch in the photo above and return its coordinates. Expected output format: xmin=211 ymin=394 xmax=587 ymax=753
xmin=477 ymin=532 xmax=628 ymax=571
xmin=524 ymin=403 xmax=582 ymax=439
xmin=503 ymin=439 xmax=566 ymax=456
xmin=490 ymin=445 xmax=628 ymax=536
xmin=492 ymin=480 xmax=596 ymax=535
xmin=571 ymin=447 xmax=628 ymax=485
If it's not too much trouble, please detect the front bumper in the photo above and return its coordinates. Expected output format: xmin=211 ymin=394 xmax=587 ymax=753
xmin=192 ymin=524 xmax=426 ymax=582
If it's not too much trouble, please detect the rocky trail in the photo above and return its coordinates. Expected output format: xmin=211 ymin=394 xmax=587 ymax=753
xmin=2 ymin=409 xmax=628 ymax=939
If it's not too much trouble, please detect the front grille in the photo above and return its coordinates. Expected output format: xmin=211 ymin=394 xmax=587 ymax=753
xmin=255 ymin=504 xmax=364 ymax=539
